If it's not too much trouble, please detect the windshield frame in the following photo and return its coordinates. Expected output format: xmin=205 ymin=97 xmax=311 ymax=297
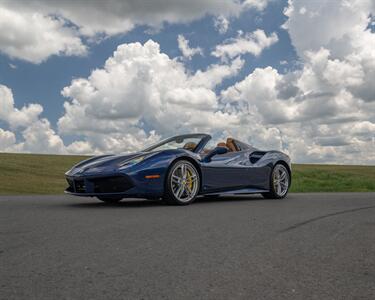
xmin=143 ymin=133 xmax=211 ymax=153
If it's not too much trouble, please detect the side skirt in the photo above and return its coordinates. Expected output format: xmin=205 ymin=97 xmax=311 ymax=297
xmin=203 ymin=188 xmax=268 ymax=196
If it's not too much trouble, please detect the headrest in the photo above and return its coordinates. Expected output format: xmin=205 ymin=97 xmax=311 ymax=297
xmin=183 ymin=142 xmax=197 ymax=151
xmin=226 ymin=137 xmax=238 ymax=152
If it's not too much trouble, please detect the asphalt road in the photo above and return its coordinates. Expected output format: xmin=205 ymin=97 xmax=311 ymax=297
xmin=1 ymin=193 xmax=375 ymax=300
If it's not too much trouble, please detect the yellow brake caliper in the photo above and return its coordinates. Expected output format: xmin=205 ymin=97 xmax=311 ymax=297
xmin=186 ymin=170 xmax=193 ymax=192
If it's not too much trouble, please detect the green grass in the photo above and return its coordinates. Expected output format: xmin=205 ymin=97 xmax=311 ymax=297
xmin=0 ymin=153 xmax=374 ymax=195
xmin=0 ymin=153 xmax=87 ymax=195
xmin=290 ymin=164 xmax=375 ymax=192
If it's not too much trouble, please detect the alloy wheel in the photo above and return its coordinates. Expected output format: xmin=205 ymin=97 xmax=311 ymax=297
xmin=170 ymin=162 xmax=199 ymax=203
xmin=272 ymin=164 xmax=289 ymax=197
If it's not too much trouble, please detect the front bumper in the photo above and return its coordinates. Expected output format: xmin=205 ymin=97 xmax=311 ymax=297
xmin=65 ymin=174 xmax=134 ymax=196
xmin=65 ymin=167 xmax=166 ymax=198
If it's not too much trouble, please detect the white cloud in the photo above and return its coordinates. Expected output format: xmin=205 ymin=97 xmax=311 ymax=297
xmin=65 ymin=141 xmax=95 ymax=155
xmin=0 ymin=6 xmax=87 ymax=63
xmin=0 ymin=84 xmax=66 ymax=154
xmin=55 ymin=36 xmax=374 ymax=163
xmin=0 ymin=128 xmax=16 ymax=151
xmin=216 ymin=0 xmax=375 ymax=164
xmin=242 ymin=0 xmax=270 ymax=11
xmin=212 ymin=29 xmax=278 ymax=60
xmin=0 ymin=85 xmax=43 ymax=128
xmin=221 ymin=66 xmax=295 ymax=124
xmin=58 ymin=40 xmax=244 ymax=153
xmin=22 ymin=119 xmax=65 ymax=154
xmin=1 ymin=0 xmax=374 ymax=164
xmin=218 ymin=49 xmax=375 ymax=164
xmin=190 ymin=57 xmax=244 ymax=89
xmin=214 ymin=16 xmax=230 ymax=34
xmin=0 ymin=0 xmax=269 ymax=63
xmin=177 ymin=35 xmax=203 ymax=59
xmin=2 ymin=0 xmax=270 ymax=37
xmin=283 ymin=0 xmax=374 ymax=59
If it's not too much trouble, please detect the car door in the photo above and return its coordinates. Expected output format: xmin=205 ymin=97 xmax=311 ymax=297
xmin=200 ymin=151 xmax=251 ymax=193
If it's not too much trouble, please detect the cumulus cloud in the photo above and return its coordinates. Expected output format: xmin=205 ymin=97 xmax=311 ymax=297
xmin=55 ymin=34 xmax=371 ymax=163
xmin=0 ymin=84 xmax=66 ymax=154
xmin=65 ymin=141 xmax=95 ymax=155
xmin=3 ymin=0 xmax=271 ymax=36
xmin=0 ymin=128 xmax=17 ymax=152
xmin=0 ymin=6 xmax=87 ymax=63
xmin=214 ymin=16 xmax=230 ymax=34
xmin=283 ymin=0 xmax=375 ymax=104
xmin=217 ymin=0 xmax=375 ymax=164
xmin=17 ymin=0 xmax=245 ymax=36
xmin=20 ymin=119 xmax=65 ymax=154
xmin=58 ymin=40 xmax=244 ymax=153
xmin=0 ymin=85 xmax=43 ymax=128
xmin=219 ymin=56 xmax=374 ymax=163
xmin=0 ymin=0 xmax=269 ymax=63
xmin=242 ymin=0 xmax=270 ymax=11
xmin=283 ymin=0 xmax=374 ymax=59
xmin=177 ymin=35 xmax=203 ymax=59
xmin=1 ymin=0 xmax=374 ymax=164
xmin=212 ymin=29 xmax=278 ymax=60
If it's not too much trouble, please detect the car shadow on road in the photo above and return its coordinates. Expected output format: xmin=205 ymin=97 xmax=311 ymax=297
xmin=66 ymin=194 xmax=272 ymax=209
xmin=67 ymin=199 xmax=162 ymax=208
xmin=197 ymin=195 xmax=266 ymax=203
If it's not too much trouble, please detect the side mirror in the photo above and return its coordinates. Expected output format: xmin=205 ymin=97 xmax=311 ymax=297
xmin=202 ymin=146 xmax=228 ymax=162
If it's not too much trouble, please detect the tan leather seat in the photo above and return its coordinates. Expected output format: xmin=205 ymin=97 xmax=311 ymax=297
xmin=217 ymin=142 xmax=227 ymax=147
xmin=183 ymin=142 xmax=197 ymax=151
xmin=226 ymin=138 xmax=238 ymax=152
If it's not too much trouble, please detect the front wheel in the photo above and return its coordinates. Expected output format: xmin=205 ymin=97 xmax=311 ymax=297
xmin=164 ymin=160 xmax=200 ymax=205
xmin=262 ymin=164 xmax=290 ymax=199
xmin=97 ymin=196 xmax=123 ymax=203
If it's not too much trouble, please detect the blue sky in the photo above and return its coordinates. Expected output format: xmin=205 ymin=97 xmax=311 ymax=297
xmin=0 ymin=0 xmax=374 ymax=164
xmin=0 ymin=0 xmax=294 ymax=125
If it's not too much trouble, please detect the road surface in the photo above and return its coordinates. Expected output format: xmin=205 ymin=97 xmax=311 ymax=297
xmin=1 ymin=193 xmax=374 ymax=299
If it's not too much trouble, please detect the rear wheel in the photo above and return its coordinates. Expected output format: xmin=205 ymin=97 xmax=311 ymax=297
xmin=262 ymin=164 xmax=290 ymax=199
xmin=97 ymin=196 xmax=123 ymax=203
xmin=164 ymin=160 xmax=200 ymax=205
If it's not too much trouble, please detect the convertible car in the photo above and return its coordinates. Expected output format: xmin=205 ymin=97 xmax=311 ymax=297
xmin=65 ymin=133 xmax=291 ymax=205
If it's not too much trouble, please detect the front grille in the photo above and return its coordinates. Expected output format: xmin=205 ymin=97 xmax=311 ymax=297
xmin=74 ymin=179 xmax=86 ymax=193
xmin=89 ymin=176 xmax=133 ymax=193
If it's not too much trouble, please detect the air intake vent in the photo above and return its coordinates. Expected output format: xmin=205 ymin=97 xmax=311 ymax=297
xmin=249 ymin=151 xmax=266 ymax=164
xmin=89 ymin=176 xmax=133 ymax=193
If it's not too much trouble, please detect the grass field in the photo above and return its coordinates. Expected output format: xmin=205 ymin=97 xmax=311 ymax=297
xmin=0 ymin=153 xmax=374 ymax=195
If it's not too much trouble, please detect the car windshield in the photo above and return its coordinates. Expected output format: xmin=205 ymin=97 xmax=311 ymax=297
xmin=143 ymin=135 xmax=207 ymax=152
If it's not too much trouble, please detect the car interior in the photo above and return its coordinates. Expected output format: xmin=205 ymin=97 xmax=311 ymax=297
xmin=182 ymin=142 xmax=197 ymax=151
xmin=198 ymin=137 xmax=241 ymax=155
xmin=216 ymin=138 xmax=240 ymax=152
xmin=182 ymin=137 xmax=242 ymax=154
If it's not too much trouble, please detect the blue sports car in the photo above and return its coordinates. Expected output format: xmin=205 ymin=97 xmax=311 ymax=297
xmin=65 ymin=133 xmax=291 ymax=205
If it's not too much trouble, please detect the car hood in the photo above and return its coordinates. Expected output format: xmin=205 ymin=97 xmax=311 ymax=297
xmin=67 ymin=151 xmax=154 ymax=175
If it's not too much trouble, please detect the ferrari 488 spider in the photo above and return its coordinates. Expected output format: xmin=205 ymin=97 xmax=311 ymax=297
xmin=65 ymin=133 xmax=291 ymax=205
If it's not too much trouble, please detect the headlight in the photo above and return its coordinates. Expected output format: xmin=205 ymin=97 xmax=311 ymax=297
xmin=119 ymin=156 xmax=147 ymax=168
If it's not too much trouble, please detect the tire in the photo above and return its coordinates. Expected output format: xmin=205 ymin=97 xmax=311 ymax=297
xmin=163 ymin=160 xmax=200 ymax=205
xmin=262 ymin=163 xmax=290 ymax=199
xmin=97 ymin=196 xmax=123 ymax=203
